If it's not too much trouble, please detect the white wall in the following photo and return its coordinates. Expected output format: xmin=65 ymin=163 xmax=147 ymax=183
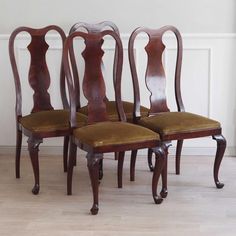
xmin=0 ymin=1 xmax=236 ymax=155
xmin=0 ymin=0 xmax=236 ymax=34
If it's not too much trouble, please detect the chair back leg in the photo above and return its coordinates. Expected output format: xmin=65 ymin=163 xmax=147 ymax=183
xmin=175 ymin=140 xmax=183 ymax=175
xmin=15 ymin=129 xmax=22 ymax=178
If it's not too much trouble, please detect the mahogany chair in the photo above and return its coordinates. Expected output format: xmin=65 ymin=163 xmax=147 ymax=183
xmin=9 ymin=25 xmax=87 ymax=194
xmin=69 ymin=21 xmax=149 ymax=178
xmin=63 ymin=30 xmax=170 ymax=215
xmin=128 ymin=26 xmax=226 ymax=196
xmin=69 ymin=21 xmax=149 ymax=122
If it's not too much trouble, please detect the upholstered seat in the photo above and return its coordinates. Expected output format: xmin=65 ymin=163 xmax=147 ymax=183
xmin=127 ymin=25 xmax=226 ymax=203
xmin=9 ymin=25 xmax=75 ymax=193
xmin=20 ymin=110 xmax=87 ymax=133
xmin=64 ymin=26 xmax=167 ymax=215
xmin=73 ymin=121 xmax=159 ymax=148
xmin=138 ymin=112 xmax=221 ymax=137
xmin=79 ymin=101 xmax=149 ymax=122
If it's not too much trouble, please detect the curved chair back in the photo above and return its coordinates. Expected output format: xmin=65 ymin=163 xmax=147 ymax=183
xmin=68 ymin=21 xmax=120 ymax=109
xmin=63 ymin=30 xmax=125 ymax=126
xmin=128 ymin=26 xmax=184 ymax=119
xmin=9 ymin=25 xmax=67 ymax=119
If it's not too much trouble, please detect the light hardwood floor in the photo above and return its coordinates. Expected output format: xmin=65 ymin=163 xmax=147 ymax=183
xmin=0 ymin=152 xmax=236 ymax=236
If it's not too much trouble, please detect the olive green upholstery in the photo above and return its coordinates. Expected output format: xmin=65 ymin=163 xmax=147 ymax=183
xmin=73 ymin=121 xmax=160 ymax=148
xmin=20 ymin=110 xmax=87 ymax=133
xmin=138 ymin=112 xmax=221 ymax=137
xmin=79 ymin=101 xmax=149 ymax=122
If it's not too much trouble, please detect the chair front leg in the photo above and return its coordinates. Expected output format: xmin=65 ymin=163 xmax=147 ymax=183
xmin=67 ymin=139 xmax=77 ymax=195
xmin=212 ymin=134 xmax=226 ymax=189
xmin=63 ymin=136 xmax=69 ymax=172
xmin=152 ymin=142 xmax=171 ymax=204
xmin=175 ymin=140 xmax=183 ymax=175
xmin=87 ymin=152 xmax=103 ymax=215
xmin=15 ymin=128 xmax=22 ymax=178
xmin=27 ymin=137 xmax=42 ymax=195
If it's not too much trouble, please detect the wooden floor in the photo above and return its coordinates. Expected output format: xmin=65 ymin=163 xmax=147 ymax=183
xmin=0 ymin=152 xmax=236 ymax=236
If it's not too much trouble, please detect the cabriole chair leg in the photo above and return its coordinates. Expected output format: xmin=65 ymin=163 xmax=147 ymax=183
xmin=28 ymin=137 xmax=42 ymax=195
xmin=87 ymin=153 xmax=103 ymax=215
xmin=212 ymin=134 xmax=226 ymax=189
xmin=152 ymin=142 xmax=171 ymax=204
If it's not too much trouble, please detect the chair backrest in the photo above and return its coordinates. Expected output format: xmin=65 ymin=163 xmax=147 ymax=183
xmin=128 ymin=26 xmax=184 ymax=119
xmin=68 ymin=21 xmax=120 ymax=109
xmin=9 ymin=25 xmax=67 ymax=119
xmin=63 ymin=30 xmax=124 ymax=127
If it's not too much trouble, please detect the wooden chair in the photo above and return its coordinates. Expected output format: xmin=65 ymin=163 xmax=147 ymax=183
xmin=9 ymin=25 xmax=87 ymax=194
xmin=69 ymin=21 xmax=149 ymax=179
xmin=128 ymin=26 xmax=226 ymax=197
xmin=69 ymin=21 xmax=149 ymax=123
xmin=63 ymin=30 xmax=170 ymax=215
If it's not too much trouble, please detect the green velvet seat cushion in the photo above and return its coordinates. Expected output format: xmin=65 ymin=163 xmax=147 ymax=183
xmin=20 ymin=110 xmax=87 ymax=133
xmin=73 ymin=121 xmax=160 ymax=148
xmin=138 ymin=112 xmax=221 ymax=137
xmin=78 ymin=101 xmax=149 ymax=122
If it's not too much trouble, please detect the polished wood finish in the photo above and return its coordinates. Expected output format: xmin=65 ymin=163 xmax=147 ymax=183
xmin=128 ymin=25 xmax=226 ymax=195
xmin=28 ymin=35 xmax=53 ymax=113
xmin=152 ymin=142 xmax=171 ymax=203
xmin=130 ymin=149 xmax=137 ymax=181
xmin=27 ymin=137 xmax=42 ymax=194
xmin=212 ymin=135 xmax=226 ymax=188
xmin=68 ymin=21 xmax=120 ymax=110
xmin=69 ymin=22 xmax=121 ymax=177
xmin=63 ymin=30 xmax=167 ymax=214
xmin=175 ymin=139 xmax=183 ymax=175
xmin=9 ymin=25 xmax=69 ymax=193
xmin=147 ymin=148 xmax=154 ymax=171
xmin=117 ymin=151 xmax=125 ymax=188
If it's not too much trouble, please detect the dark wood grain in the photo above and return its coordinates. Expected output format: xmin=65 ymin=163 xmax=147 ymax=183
xmin=82 ymin=38 xmax=108 ymax=123
xmin=9 ymin=25 xmax=69 ymax=193
xmin=128 ymin=25 xmax=226 ymax=194
xmin=68 ymin=22 xmax=128 ymax=181
xmin=64 ymin=30 xmax=166 ymax=215
xmin=68 ymin=21 xmax=120 ymax=110
xmin=145 ymin=36 xmax=169 ymax=114
xmin=28 ymin=35 xmax=53 ymax=113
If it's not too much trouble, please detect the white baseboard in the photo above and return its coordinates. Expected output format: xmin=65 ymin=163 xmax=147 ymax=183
xmin=0 ymin=145 xmax=235 ymax=157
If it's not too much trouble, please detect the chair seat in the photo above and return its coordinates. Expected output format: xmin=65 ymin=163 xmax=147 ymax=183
xmin=79 ymin=101 xmax=148 ymax=122
xmin=138 ymin=112 xmax=221 ymax=137
xmin=20 ymin=110 xmax=87 ymax=133
xmin=73 ymin=121 xmax=160 ymax=148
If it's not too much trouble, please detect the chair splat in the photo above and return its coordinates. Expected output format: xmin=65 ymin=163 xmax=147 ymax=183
xmin=82 ymin=37 xmax=108 ymax=123
xmin=145 ymin=36 xmax=169 ymax=114
xmin=27 ymin=35 xmax=53 ymax=113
